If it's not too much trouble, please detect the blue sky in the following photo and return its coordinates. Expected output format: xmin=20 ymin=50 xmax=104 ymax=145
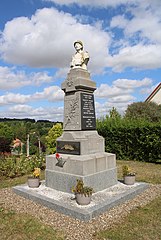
xmin=0 ymin=0 xmax=161 ymax=121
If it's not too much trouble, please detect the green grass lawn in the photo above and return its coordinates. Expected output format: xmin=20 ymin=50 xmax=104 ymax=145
xmin=117 ymin=160 xmax=161 ymax=184
xmin=0 ymin=160 xmax=161 ymax=240
xmin=0 ymin=170 xmax=45 ymax=189
xmin=95 ymin=196 xmax=161 ymax=240
xmin=0 ymin=207 xmax=64 ymax=240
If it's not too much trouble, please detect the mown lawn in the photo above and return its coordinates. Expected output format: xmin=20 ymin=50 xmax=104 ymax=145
xmin=0 ymin=160 xmax=161 ymax=240
xmin=95 ymin=196 xmax=161 ymax=240
xmin=0 ymin=207 xmax=64 ymax=240
xmin=117 ymin=160 xmax=161 ymax=184
xmin=0 ymin=170 xmax=45 ymax=189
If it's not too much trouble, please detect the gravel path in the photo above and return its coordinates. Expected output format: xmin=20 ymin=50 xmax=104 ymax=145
xmin=0 ymin=184 xmax=161 ymax=240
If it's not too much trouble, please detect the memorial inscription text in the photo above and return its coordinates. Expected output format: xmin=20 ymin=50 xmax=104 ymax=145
xmin=81 ymin=93 xmax=96 ymax=130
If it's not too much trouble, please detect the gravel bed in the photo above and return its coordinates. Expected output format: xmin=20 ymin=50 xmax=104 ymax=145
xmin=0 ymin=184 xmax=161 ymax=240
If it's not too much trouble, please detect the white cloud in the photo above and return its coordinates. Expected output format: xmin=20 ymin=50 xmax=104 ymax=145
xmin=0 ymin=66 xmax=52 ymax=90
xmin=30 ymin=72 xmax=53 ymax=85
xmin=0 ymin=85 xmax=64 ymax=106
xmin=95 ymin=78 xmax=152 ymax=108
xmin=10 ymin=104 xmax=33 ymax=113
xmin=95 ymin=87 xmax=135 ymax=112
xmin=140 ymin=83 xmax=159 ymax=95
xmin=0 ymin=8 xmax=110 ymax=74
xmin=95 ymin=100 xmax=131 ymax=118
xmin=113 ymin=78 xmax=153 ymax=89
xmin=0 ymin=1 xmax=161 ymax=123
xmin=0 ymin=104 xmax=64 ymax=121
xmin=1 ymin=2 xmax=161 ymax=74
xmin=109 ymin=1 xmax=161 ymax=71
xmin=33 ymin=86 xmax=64 ymax=102
xmin=110 ymin=15 xmax=128 ymax=29
xmin=107 ymin=44 xmax=161 ymax=72
xmin=0 ymin=66 xmax=30 ymax=90
xmin=110 ymin=95 xmax=136 ymax=103
xmin=53 ymin=68 xmax=69 ymax=80
xmin=95 ymin=83 xmax=132 ymax=98
xmin=111 ymin=2 xmax=161 ymax=44
xmin=0 ymin=93 xmax=31 ymax=105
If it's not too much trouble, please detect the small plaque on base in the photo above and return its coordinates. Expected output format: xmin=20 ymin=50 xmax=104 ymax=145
xmin=56 ymin=141 xmax=80 ymax=155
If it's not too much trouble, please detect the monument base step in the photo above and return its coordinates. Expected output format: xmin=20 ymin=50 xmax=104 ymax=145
xmin=46 ymin=152 xmax=117 ymax=193
xmin=45 ymin=167 xmax=117 ymax=193
xmin=13 ymin=181 xmax=149 ymax=221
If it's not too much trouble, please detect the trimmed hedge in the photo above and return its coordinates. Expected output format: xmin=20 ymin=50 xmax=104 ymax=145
xmin=97 ymin=118 xmax=161 ymax=163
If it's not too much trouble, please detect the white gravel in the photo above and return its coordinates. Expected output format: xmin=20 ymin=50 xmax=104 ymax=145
xmin=21 ymin=181 xmax=146 ymax=209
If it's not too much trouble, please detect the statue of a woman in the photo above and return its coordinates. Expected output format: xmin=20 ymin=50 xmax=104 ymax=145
xmin=70 ymin=40 xmax=89 ymax=70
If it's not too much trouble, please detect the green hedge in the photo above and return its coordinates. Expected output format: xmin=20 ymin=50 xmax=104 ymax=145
xmin=97 ymin=118 xmax=161 ymax=163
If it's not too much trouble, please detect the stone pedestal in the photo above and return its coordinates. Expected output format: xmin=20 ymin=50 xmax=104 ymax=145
xmin=46 ymin=152 xmax=117 ymax=193
xmin=45 ymin=68 xmax=117 ymax=193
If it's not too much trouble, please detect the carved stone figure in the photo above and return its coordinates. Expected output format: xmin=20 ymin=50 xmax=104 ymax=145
xmin=70 ymin=40 xmax=89 ymax=70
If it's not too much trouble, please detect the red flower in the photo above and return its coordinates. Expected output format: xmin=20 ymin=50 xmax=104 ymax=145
xmin=56 ymin=153 xmax=60 ymax=159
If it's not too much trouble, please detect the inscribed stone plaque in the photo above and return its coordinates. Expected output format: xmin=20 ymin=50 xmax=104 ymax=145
xmin=81 ymin=93 xmax=96 ymax=130
xmin=57 ymin=141 xmax=80 ymax=155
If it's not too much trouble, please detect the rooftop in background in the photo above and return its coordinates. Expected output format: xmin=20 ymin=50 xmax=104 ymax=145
xmin=145 ymin=83 xmax=161 ymax=105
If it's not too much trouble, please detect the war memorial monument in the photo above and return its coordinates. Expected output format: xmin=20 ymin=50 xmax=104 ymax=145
xmin=13 ymin=41 xmax=148 ymax=221
xmin=45 ymin=40 xmax=117 ymax=193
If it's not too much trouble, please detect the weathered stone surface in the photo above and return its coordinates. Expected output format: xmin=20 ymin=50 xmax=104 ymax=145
xmin=47 ymin=67 xmax=117 ymax=194
xmin=45 ymin=152 xmax=117 ymax=193
xmin=61 ymin=68 xmax=96 ymax=93
xmin=56 ymin=131 xmax=104 ymax=155
xmin=63 ymin=92 xmax=96 ymax=131
xmin=62 ymin=69 xmax=96 ymax=131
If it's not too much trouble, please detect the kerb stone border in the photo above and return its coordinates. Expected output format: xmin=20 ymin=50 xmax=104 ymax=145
xmin=13 ymin=181 xmax=149 ymax=221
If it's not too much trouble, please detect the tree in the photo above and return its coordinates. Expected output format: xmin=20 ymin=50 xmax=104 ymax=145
xmin=0 ymin=122 xmax=14 ymax=140
xmin=124 ymin=102 xmax=161 ymax=122
xmin=109 ymin=107 xmax=121 ymax=119
xmin=0 ymin=137 xmax=11 ymax=153
xmin=12 ymin=121 xmax=27 ymax=142
xmin=45 ymin=123 xmax=63 ymax=154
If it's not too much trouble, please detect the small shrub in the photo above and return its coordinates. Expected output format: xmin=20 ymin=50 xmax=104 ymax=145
xmin=0 ymin=155 xmax=45 ymax=178
xmin=71 ymin=179 xmax=94 ymax=197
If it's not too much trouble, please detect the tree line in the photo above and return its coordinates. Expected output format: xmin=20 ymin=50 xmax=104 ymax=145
xmin=0 ymin=101 xmax=161 ymax=162
xmin=0 ymin=119 xmax=62 ymax=155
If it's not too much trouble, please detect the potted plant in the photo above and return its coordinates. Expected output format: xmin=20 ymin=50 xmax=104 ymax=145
xmin=55 ymin=153 xmax=66 ymax=167
xmin=71 ymin=179 xmax=94 ymax=205
xmin=27 ymin=168 xmax=41 ymax=188
xmin=122 ymin=165 xmax=136 ymax=185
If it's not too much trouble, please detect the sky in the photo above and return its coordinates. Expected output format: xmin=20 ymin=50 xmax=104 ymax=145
xmin=0 ymin=0 xmax=161 ymax=122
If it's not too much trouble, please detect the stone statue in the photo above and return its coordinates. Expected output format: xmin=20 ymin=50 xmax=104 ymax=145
xmin=70 ymin=40 xmax=89 ymax=70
